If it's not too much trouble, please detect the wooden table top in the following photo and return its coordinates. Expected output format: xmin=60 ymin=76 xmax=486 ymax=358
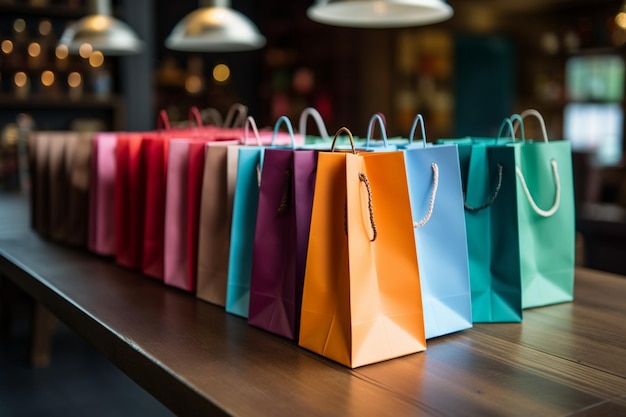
xmin=1 ymin=193 xmax=626 ymax=417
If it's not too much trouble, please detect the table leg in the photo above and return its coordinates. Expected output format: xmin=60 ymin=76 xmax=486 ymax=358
xmin=30 ymin=303 xmax=57 ymax=368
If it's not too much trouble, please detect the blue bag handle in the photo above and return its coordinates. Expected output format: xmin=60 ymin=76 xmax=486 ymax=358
xmin=365 ymin=113 xmax=389 ymax=148
xmin=408 ymin=114 xmax=427 ymax=147
xmin=271 ymin=116 xmax=297 ymax=149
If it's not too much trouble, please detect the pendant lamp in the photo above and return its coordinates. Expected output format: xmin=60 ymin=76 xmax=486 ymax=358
xmin=616 ymin=1 xmax=626 ymax=29
xmin=165 ymin=0 xmax=266 ymax=52
xmin=59 ymin=0 xmax=143 ymax=55
xmin=307 ymin=0 xmax=453 ymax=28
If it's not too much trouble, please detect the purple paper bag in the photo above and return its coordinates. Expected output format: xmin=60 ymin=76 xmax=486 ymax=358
xmin=247 ymin=119 xmax=318 ymax=340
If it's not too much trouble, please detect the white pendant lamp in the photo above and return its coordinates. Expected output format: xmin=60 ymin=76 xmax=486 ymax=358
xmin=59 ymin=0 xmax=143 ymax=55
xmin=307 ymin=0 xmax=453 ymax=28
xmin=165 ymin=0 xmax=266 ymax=52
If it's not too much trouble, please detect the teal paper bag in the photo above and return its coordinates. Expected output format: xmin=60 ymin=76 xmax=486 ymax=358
xmin=512 ymin=110 xmax=575 ymax=308
xmin=439 ymin=124 xmax=522 ymax=323
xmin=225 ymin=146 xmax=265 ymax=317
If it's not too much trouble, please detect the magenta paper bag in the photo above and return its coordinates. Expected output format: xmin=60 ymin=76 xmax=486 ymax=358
xmin=88 ymin=133 xmax=117 ymax=255
xmin=164 ymin=140 xmax=193 ymax=291
xmin=247 ymin=116 xmax=318 ymax=339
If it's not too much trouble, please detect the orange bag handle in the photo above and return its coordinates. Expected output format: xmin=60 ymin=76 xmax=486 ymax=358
xmin=330 ymin=127 xmax=356 ymax=153
xmin=358 ymin=172 xmax=377 ymax=242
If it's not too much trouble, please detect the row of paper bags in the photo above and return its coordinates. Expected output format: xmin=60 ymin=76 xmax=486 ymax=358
xmin=28 ymin=106 xmax=575 ymax=368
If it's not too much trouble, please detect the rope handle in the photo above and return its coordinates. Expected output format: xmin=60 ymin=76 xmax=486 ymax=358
xmin=223 ymin=103 xmax=248 ymax=128
xmin=408 ymin=114 xmax=427 ymax=147
xmin=358 ymin=172 xmax=377 ymax=241
xmin=243 ymin=116 xmax=262 ymax=146
xmin=271 ymin=116 xmax=297 ymax=149
xmin=298 ymin=107 xmax=329 ymax=140
xmin=512 ymin=109 xmax=549 ymax=143
xmin=365 ymin=113 xmax=389 ymax=148
xmin=331 ymin=127 xmax=356 ymax=153
xmin=201 ymin=108 xmax=223 ymax=126
xmin=188 ymin=107 xmax=203 ymax=127
xmin=464 ymin=163 xmax=504 ymax=212
xmin=516 ymin=159 xmax=560 ymax=217
xmin=277 ymin=168 xmax=292 ymax=214
xmin=496 ymin=115 xmax=525 ymax=144
xmin=414 ymin=163 xmax=439 ymax=228
xmin=157 ymin=109 xmax=171 ymax=131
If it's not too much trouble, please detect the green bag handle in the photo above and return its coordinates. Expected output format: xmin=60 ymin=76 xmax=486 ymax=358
xmin=511 ymin=109 xmax=560 ymax=217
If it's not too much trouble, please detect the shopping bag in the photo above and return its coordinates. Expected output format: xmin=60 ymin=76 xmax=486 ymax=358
xmin=247 ymin=116 xmax=317 ymax=339
xmin=196 ymin=117 xmax=264 ymax=306
xmin=438 ymin=118 xmax=522 ymax=323
xmin=114 ymin=132 xmax=146 ymax=270
xmin=299 ymin=127 xmax=426 ymax=368
xmin=225 ymin=144 xmax=265 ymax=317
xmin=401 ymin=115 xmax=472 ymax=338
xmin=141 ymin=131 xmax=169 ymax=279
xmin=64 ymin=132 xmax=92 ymax=248
xmin=512 ymin=109 xmax=575 ymax=308
xmin=88 ymin=132 xmax=117 ymax=255
xmin=163 ymin=139 xmax=208 ymax=292
xmin=28 ymin=132 xmax=51 ymax=236
xmin=48 ymin=132 xmax=69 ymax=242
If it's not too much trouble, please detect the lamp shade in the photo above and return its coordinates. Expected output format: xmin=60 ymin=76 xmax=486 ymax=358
xmin=165 ymin=0 xmax=266 ymax=52
xmin=59 ymin=0 xmax=143 ymax=55
xmin=307 ymin=0 xmax=453 ymax=28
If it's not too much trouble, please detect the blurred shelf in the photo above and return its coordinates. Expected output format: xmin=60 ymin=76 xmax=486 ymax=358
xmin=0 ymin=4 xmax=84 ymax=18
xmin=0 ymin=94 xmax=123 ymax=109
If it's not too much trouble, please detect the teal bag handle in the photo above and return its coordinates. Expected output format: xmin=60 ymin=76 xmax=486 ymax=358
xmin=298 ymin=107 xmax=329 ymax=140
xmin=271 ymin=115 xmax=297 ymax=150
xmin=496 ymin=115 xmax=525 ymax=143
xmin=512 ymin=109 xmax=560 ymax=217
xmin=408 ymin=114 xmax=427 ymax=147
xmin=365 ymin=113 xmax=389 ymax=148
xmin=464 ymin=116 xmax=519 ymax=212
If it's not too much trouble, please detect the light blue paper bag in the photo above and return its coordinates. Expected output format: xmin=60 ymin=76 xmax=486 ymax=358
xmin=402 ymin=115 xmax=472 ymax=338
xmin=225 ymin=146 xmax=265 ymax=317
xmin=363 ymin=114 xmax=473 ymax=338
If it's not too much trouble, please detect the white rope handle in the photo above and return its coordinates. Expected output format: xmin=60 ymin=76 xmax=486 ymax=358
xmin=298 ymin=107 xmax=329 ymax=140
xmin=515 ymin=159 xmax=560 ymax=217
xmin=243 ymin=116 xmax=262 ymax=146
xmin=414 ymin=163 xmax=439 ymax=228
xmin=512 ymin=109 xmax=549 ymax=143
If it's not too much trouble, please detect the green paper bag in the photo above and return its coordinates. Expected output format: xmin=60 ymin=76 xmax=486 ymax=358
xmin=512 ymin=110 xmax=575 ymax=309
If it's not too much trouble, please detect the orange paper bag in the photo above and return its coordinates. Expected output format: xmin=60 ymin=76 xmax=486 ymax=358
xmin=299 ymin=128 xmax=426 ymax=368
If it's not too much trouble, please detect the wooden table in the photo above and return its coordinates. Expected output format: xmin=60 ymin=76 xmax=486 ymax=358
xmin=1 ymin=193 xmax=626 ymax=417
